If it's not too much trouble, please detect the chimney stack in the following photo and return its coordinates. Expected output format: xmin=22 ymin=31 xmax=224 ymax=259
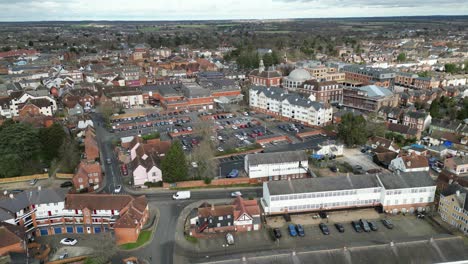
xmin=9 ymin=194 xmax=14 ymax=199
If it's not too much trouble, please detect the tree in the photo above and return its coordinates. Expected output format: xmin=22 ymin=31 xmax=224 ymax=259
xmin=429 ymin=99 xmax=440 ymax=118
xmin=262 ymin=53 xmax=273 ymax=67
xmin=161 ymin=141 xmax=188 ymax=183
xmin=444 ymin=63 xmax=459 ymax=74
xmin=38 ymin=123 xmax=66 ymax=163
xmin=397 ymin=53 xmax=406 ymax=62
xmin=337 ymin=113 xmax=367 ymax=147
xmin=0 ymin=123 xmax=41 ymax=177
xmin=365 ymin=113 xmax=387 ymax=138
xmin=57 ymin=137 xmax=81 ymax=173
xmin=97 ymin=101 xmax=116 ymax=126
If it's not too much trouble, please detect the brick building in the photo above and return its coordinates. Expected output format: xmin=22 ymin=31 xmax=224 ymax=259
xmin=300 ymin=80 xmax=343 ymax=104
xmin=342 ymin=85 xmax=399 ymax=112
xmin=342 ymin=65 xmax=396 ymax=88
xmin=248 ymin=60 xmax=282 ymax=87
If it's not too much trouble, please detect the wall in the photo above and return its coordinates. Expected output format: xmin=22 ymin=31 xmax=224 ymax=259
xmin=246 ymin=159 xmax=309 ymax=179
xmin=163 ymin=177 xmax=253 ymax=188
xmin=0 ymin=173 xmax=48 ymax=183
xmin=56 ymin=173 xmax=74 ymax=179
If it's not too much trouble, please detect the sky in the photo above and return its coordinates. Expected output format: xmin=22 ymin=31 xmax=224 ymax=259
xmin=0 ymin=0 xmax=467 ymax=21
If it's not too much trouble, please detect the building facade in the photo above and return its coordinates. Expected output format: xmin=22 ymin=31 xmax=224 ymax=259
xmin=438 ymin=184 xmax=468 ymax=235
xmin=342 ymin=65 xmax=396 ymax=88
xmin=300 ymin=80 xmax=343 ymax=104
xmin=262 ymin=172 xmax=435 ymax=215
xmin=342 ymin=85 xmax=399 ymax=112
xmin=245 ymin=151 xmax=309 ymax=181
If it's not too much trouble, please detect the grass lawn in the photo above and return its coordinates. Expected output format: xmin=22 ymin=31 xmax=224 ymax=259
xmin=185 ymin=235 xmax=198 ymax=243
xmin=120 ymin=230 xmax=152 ymax=250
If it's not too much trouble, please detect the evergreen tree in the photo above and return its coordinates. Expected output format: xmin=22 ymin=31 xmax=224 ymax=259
xmin=429 ymin=99 xmax=440 ymax=118
xmin=161 ymin=140 xmax=188 ymax=183
xmin=337 ymin=113 xmax=367 ymax=147
xmin=38 ymin=123 xmax=66 ymax=163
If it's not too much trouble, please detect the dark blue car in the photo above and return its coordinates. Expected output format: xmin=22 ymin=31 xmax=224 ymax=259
xmin=296 ymin=224 xmax=305 ymax=237
xmin=288 ymin=224 xmax=297 ymax=237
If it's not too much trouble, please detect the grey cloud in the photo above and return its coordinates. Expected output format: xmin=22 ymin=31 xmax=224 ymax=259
xmin=273 ymin=0 xmax=468 ymax=8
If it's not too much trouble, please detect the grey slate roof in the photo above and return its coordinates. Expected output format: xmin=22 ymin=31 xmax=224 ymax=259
xmin=378 ymin=171 xmax=435 ymax=189
xmin=267 ymin=174 xmax=380 ymax=195
xmin=441 ymin=184 xmax=468 ymax=211
xmin=247 ymin=150 xmax=307 ymax=167
xmin=252 ymin=86 xmax=327 ymax=110
xmin=266 ymin=171 xmax=435 ymax=196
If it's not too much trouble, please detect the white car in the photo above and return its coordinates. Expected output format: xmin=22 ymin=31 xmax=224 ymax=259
xmin=232 ymin=125 xmax=238 ymax=130
xmin=114 ymin=185 xmax=122 ymax=193
xmin=191 ymin=162 xmax=198 ymax=168
xmin=217 ymin=147 xmax=224 ymax=152
xmin=218 ymin=136 xmax=223 ymax=140
xmin=60 ymin=238 xmax=78 ymax=246
xmin=231 ymin=191 xmax=242 ymax=197
xmin=226 ymin=233 xmax=235 ymax=245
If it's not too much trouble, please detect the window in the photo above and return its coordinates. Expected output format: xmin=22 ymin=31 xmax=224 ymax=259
xmin=217 ymin=223 xmax=221 ymax=227
xmin=218 ymin=216 xmax=223 ymax=221
xmin=419 ymin=197 xmax=424 ymax=203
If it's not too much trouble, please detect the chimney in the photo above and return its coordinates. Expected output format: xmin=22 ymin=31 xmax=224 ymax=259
xmin=9 ymin=194 xmax=14 ymax=199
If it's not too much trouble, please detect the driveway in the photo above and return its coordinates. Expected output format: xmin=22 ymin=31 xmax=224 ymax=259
xmin=339 ymin=148 xmax=381 ymax=171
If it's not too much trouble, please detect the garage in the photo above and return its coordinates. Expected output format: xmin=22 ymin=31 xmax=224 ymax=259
xmin=76 ymin=226 xmax=84 ymax=233
xmin=66 ymin=226 xmax=74 ymax=233
xmin=54 ymin=227 xmax=62 ymax=234
xmin=40 ymin=229 xmax=48 ymax=236
xmin=94 ymin=227 xmax=101 ymax=233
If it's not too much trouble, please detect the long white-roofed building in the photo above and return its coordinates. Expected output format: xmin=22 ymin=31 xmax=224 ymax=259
xmin=261 ymin=171 xmax=436 ymax=215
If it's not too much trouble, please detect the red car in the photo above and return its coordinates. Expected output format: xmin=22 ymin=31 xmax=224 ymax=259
xmin=120 ymin=164 xmax=128 ymax=176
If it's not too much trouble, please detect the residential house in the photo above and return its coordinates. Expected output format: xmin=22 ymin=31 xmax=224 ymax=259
xmin=378 ymin=106 xmax=404 ymax=124
xmin=8 ymin=91 xmax=57 ymax=117
xmin=262 ymin=171 xmax=436 ymax=215
xmin=17 ymin=98 xmax=55 ymax=117
xmin=191 ymin=196 xmax=261 ymax=235
xmin=244 ymin=151 xmax=309 ymax=182
xmin=436 ymin=170 xmax=468 ymax=193
xmin=128 ymin=137 xmax=170 ymax=186
xmin=72 ymin=161 xmax=102 ymax=191
xmin=387 ymin=122 xmax=421 ymax=139
xmin=413 ymin=76 xmax=440 ymax=89
xmin=438 ymin=183 xmax=468 ymax=234
xmin=403 ymin=110 xmax=432 ymax=132
xmin=0 ymin=223 xmax=25 ymax=256
xmin=389 ymin=154 xmax=430 ymax=172
xmin=368 ymin=136 xmax=400 ymax=153
xmin=84 ymin=128 xmax=99 ymax=162
xmin=444 ymin=156 xmax=468 ymax=176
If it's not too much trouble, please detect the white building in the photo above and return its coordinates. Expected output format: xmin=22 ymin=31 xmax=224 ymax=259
xmin=282 ymin=68 xmax=314 ymax=91
xmin=9 ymin=91 xmax=57 ymax=117
xmin=262 ymin=171 xmax=435 ymax=215
xmin=245 ymin=151 xmax=308 ymax=181
xmin=250 ymin=86 xmax=333 ymax=127
xmin=389 ymin=154 xmax=430 ymax=173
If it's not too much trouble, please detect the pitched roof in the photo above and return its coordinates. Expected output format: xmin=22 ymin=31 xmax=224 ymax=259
xmin=397 ymin=154 xmax=429 ymax=169
xmin=113 ymin=195 xmax=148 ymax=228
xmin=198 ymin=203 xmax=234 ymax=218
xmin=0 ymin=222 xmax=24 ymax=248
xmin=65 ymin=194 xmax=134 ymax=210
xmin=249 ymin=69 xmax=282 ymax=78
xmin=232 ymin=196 xmax=260 ymax=220
xmin=387 ymin=123 xmax=419 ymax=136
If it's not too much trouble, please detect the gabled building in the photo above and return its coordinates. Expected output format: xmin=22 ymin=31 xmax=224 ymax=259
xmin=389 ymin=154 xmax=430 ymax=173
xmin=0 ymin=223 xmax=25 ymax=256
xmin=8 ymin=91 xmax=57 ymax=117
xmin=403 ymin=110 xmax=431 ymax=132
xmin=84 ymin=128 xmax=99 ymax=162
xmin=245 ymin=151 xmax=309 ymax=181
xmin=17 ymin=98 xmax=55 ymax=117
xmin=72 ymin=161 xmax=102 ymax=191
xmin=191 ymin=196 xmax=261 ymax=235
xmin=444 ymin=156 xmax=468 ymax=176
xmin=299 ymin=80 xmax=343 ymax=104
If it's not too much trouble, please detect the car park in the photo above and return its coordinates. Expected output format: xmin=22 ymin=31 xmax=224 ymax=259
xmin=334 ymin=223 xmax=345 ymax=233
xmin=351 ymin=221 xmax=363 ymax=233
xmin=359 ymin=219 xmax=371 ymax=232
xmin=288 ymin=224 xmax=298 ymax=237
xmin=296 ymin=224 xmax=305 ymax=237
xmin=319 ymin=223 xmax=330 ymax=235
xmin=368 ymin=221 xmax=378 ymax=231
xmin=60 ymin=238 xmax=78 ymax=246
xmin=382 ymin=219 xmax=394 ymax=229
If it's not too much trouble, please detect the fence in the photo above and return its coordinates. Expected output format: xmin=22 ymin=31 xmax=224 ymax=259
xmin=55 ymin=173 xmax=74 ymax=179
xmin=0 ymin=173 xmax=49 ymax=184
xmin=163 ymin=177 xmax=253 ymax=188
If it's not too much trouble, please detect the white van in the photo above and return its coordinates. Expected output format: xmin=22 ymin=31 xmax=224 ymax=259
xmin=172 ymin=191 xmax=191 ymax=200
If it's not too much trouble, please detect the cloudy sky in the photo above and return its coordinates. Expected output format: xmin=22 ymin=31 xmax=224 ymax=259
xmin=0 ymin=0 xmax=467 ymax=21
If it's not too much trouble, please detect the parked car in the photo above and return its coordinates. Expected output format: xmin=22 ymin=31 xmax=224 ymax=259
xmin=382 ymin=219 xmax=394 ymax=229
xmin=319 ymin=223 xmax=330 ymax=235
xmin=114 ymin=185 xmax=122 ymax=193
xmin=172 ymin=191 xmax=191 ymax=200
xmin=368 ymin=221 xmax=378 ymax=231
xmin=191 ymin=162 xmax=198 ymax=168
xmin=319 ymin=211 xmax=328 ymax=219
xmin=60 ymin=181 xmax=73 ymax=188
xmin=106 ymin=158 xmax=112 ymax=164
xmin=334 ymin=223 xmax=345 ymax=233
xmin=59 ymin=253 xmax=69 ymax=260
xmin=217 ymin=147 xmax=224 ymax=152
xmin=226 ymin=233 xmax=234 ymax=245
xmin=10 ymin=189 xmax=24 ymax=194
xmin=330 ymin=166 xmax=338 ymax=172
xmin=29 ymin=179 xmax=38 ymax=185
xmin=60 ymin=238 xmax=78 ymax=246
xmin=296 ymin=224 xmax=305 ymax=237
xmin=272 ymin=228 xmax=282 ymax=239
xmin=230 ymin=191 xmax=242 ymax=197
xmin=359 ymin=219 xmax=371 ymax=232
xmin=288 ymin=224 xmax=298 ymax=237
xmin=227 ymin=169 xmax=239 ymax=178
xmin=351 ymin=221 xmax=363 ymax=233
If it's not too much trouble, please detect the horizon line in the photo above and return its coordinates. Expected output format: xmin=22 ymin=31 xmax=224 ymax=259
xmin=0 ymin=14 xmax=467 ymax=23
